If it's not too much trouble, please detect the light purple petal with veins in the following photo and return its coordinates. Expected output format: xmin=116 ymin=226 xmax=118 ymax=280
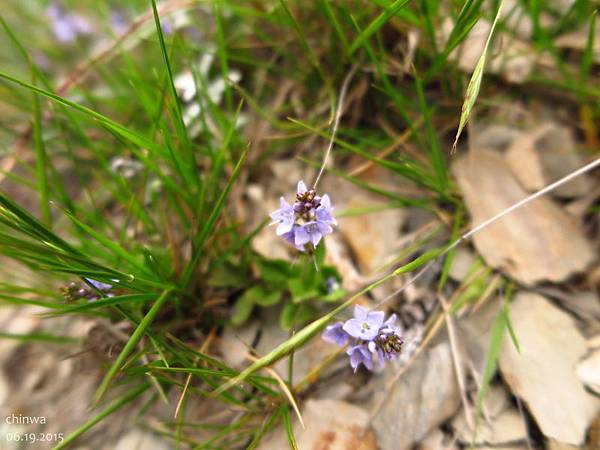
xmin=346 ymin=345 xmax=374 ymax=372
xmin=269 ymin=197 xmax=295 ymax=236
xmin=322 ymin=322 xmax=349 ymax=347
xmin=343 ymin=307 xmax=385 ymax=341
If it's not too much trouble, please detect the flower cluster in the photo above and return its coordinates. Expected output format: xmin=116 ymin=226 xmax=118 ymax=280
xmin=269 ymin=181 xmax=336 ymax=252
xmin=61 ymin=278 xmax=114 ymax=302
xmin=322 ymin=305 xmax=403 ymax=372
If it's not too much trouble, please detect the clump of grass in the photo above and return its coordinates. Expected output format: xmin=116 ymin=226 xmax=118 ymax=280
xmin=0 ymin=0 xmax=597 ymax=448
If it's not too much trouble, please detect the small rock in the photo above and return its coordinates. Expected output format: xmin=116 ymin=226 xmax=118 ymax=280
xmin=417 ymin=428 xmax=457 ymax=450
xmin=498 ymin=293 xmax=600 ymax=446
xmin=370 ymin=341 xmax=461 ymax=450
xmin=546 ymin=440 xmax=580 ymax=450
xmin=505 ymin=123 xmax=592 ymax=198
xmin=257 ymin=399 xmax=377 ymax=450
xmin=453 ymin=406 xmax=527 ymax=445
xmin=217 ymin=321 xmax=260 ymax=369
xmin=448 ymin=247 xmax=477 ymax=282
xmin=577 ymin=349 xmax=600 ymax=395
xmin=453 ymin=150 xmax=594 ymax=285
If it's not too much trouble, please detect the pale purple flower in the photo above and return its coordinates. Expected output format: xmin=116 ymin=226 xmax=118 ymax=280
xmin=110 ymin=11 xmax=129 ymax=35
xmin=294 ymin=221 xmax=332 ymax=247
xmin=322 ymin=322 xmax=349 ymax=347
xmin=316 ymin=194 xmax=337 ymax=226
xmin=380 ymin=313 xmax=401 ymax=335
xmin=270 ymin=197 xmax=295 ymax=236
xmin=270 ymin=180 xmax=336 ymax=251
xmin=322 ymin=307 xmax=404 ymax=372
xmin=85 ymin=278 xmax=113 ymax=292
xmin=281 ymin=226 xmax=305 ymax=252
xmin=326 ymin=276 xmax=340 ymax=294
xmin=342 ymin=305 xmax=385 ymax=341
xmin=47 ymin=1 xmax=92 ymax=43
xmin=347 ymin=344 xmax=374 ymax=372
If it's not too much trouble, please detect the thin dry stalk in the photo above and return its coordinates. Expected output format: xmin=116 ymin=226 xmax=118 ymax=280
xmin=174 ymin=327 xmax=217 ymax=419
xmin=246 ymin=353 xmax=306 ymax=429
xmin=438 ymin=293 xmax=474 ymax=429
xmin=312 ymin=64 xmax=359 ymax=189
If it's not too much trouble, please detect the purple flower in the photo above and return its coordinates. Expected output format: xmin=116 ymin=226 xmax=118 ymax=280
xmin=316 ymin=194 xmax=337 ymax=226
xmin=281 ymin=226 xmax=305 ymax=252
xmin=110 ymin=11 xmax=129 ymax=35
xmin=347 ymin=344 xmax=374 ymax=372
xmin=270 ymin=197 xmax=295 ymax=236
xmin=269 ymin=180 xmax=336 ymax=251
xmin=342 ymin=305 xmax=385 ymax=341
xmin=321 ymin=307 xmax=404 ymax=372
xmin=47 ymin=1 xmax=92 ymax=43
xmin=294 ymin=221 xmax=332 ymax=247
xmin=84 ymin=278 xmax=113 ymax=291
xmin=322 ymin=322 xmax=349 ymax=347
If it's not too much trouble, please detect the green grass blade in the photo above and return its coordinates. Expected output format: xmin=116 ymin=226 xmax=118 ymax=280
xmin=53 ymin=383 xmax=150 ymax=450
xmin=283 ymin=407 xmax=298 ymax=450
xmin=452 ymin=0 xmax=505 ymax=151
xmin=64 ymin=211 xmax=153 ymax=278
xmin=348 ymin=0 xmax=411 ymax=55
xmin=0 ymin=332 xmax=78 ymax=344
xmin=181 ymin=147 xmax=248 ymax=287
xmin=150 ymin=0 xmax=197 ymax=190
xmin=278 ymin=0 xmax=331 ymax=88
xmin=93 ymin=289 xmax=173 ymax=403
xmin=0 ymin=70 xmax=188 ymax=200
xmin=212 ymin=247 xmax=443 ymax=396
xmin=31 ymin=69 xmax=52 ymax=227
xmin=54 ymin=293 xmax=159 ymax=315
xmin=581 ymin=10 xmax=597 ymax=81
xmin=472 ymin=304 xmax=507 ymax=446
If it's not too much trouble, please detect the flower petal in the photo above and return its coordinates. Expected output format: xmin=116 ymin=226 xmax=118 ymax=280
xmin=294 ymin=226 xmax=311 ymax=246
xmin=353 ymin=304 xmax=368 ymax=321
xmin=297 ymin=180 xmax=307 ymax=194
xmin=276 ymin=221 xmax=293 ymax=236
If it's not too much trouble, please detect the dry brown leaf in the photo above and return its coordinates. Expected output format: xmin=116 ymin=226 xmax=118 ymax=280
xmin=498 ymin=293 xmax=600 ymax=446
xmin=505 ymin=123 xmax=592 ymax=198
xmin=453 ymin=149 xmax=594 ymax=285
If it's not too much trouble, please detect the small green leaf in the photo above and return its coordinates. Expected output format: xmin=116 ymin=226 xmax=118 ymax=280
xmin=321 ymin=288 xmax=347 ymax=303
xmin=253 ymin=290 xmax=282 ymax=307
xmin=208 ymin=262 xmax=249 ymax=288
xmin=280 ymin=303 xmax=316 ymax=330
xmin=288 ymin=278 xmax=320 ymax=303
xmin=257 ymin=258 xmax=291 ymax=287
xmin=314 ymin=242 xmax=326 ymax=268
xmin=232 ymin=297 xmax=255 ymax=326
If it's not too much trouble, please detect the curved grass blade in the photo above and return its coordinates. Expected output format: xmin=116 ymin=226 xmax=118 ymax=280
xmin=212 ymin=247 xmax=443 ymax=396
xmin=348 ymin=0 xmax=411 ymax=55
xmin=53 ymin=383 xmax=149 ymax=450
xmin=452 ymin=0 xmax=505 ymax=152
xmin=93 ymin=289 xmax=173 ymax=404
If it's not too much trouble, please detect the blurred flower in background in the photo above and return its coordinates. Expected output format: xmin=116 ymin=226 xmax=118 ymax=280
xmin=47 ymin=1 xmax=92 ymax=44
